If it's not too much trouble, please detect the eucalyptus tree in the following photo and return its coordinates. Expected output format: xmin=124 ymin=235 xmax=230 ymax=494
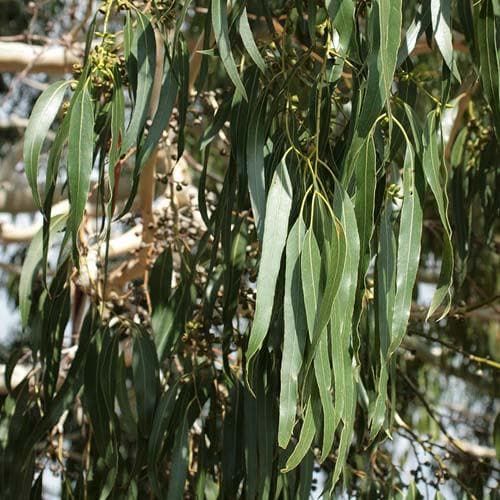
xmin=0 ymin=0 xmax=498 ymax=498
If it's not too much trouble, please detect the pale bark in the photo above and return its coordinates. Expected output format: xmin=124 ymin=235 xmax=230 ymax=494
xmin=0 ymin=41 xmax=80 ymax=74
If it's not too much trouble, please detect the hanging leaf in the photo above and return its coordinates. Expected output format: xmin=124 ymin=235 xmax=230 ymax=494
xmin=166 ymin=402 xmax=192 ymax=500
xmin=67 ymin=85 xmax=94 ymax=254
xmin=389 ymin=145 xmax=424 ymax=354
xmin=422 ymin=110 xmax=454 ymax=320
xmin=357 ymin=0 xmax=402 ymax=136
xmin=246 ymin=157 xmax=293 ymax=385
xmin=474 ymin=0 xmax=500 ymax=140
xmin=370 ymin=204 xmax=396 ymax=440
xmin=354 ymin=134 xmax=377 ymax=277
xmin=132 ymin=326 xmax=160 ymax=436
xmin=282 ymin=398 xmax=316 ymax=472
xmin=278 ymin=217 xmax=306 ymax=449
xmin=238 ymin=7 xmax=266 ymax=73
xmin=19 ymin=214 xmax=67 ymax=328
xmin=212 ymin=0 xmax=247 ymax=99
xmin=121 ymin=11 xmax=156 ymax=154
xmin=326 ymin=0 xmax=355 ymax=55
xmin=23 ymin=80 xmax=70 ymax=211
xmin=246 ymin=91 xmax=267 ymax=238
xmin=397 ymin=0 xmax=432 ymax=65
xmin=431 ymin=0 xmax=461 ymax=81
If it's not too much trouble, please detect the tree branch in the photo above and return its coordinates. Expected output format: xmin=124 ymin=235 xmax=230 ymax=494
xmin=0 ymin=41 xmax=80 ymax=74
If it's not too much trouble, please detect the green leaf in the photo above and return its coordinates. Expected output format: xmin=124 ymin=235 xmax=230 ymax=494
xmin=23 ymin=308 xmax=96 ymax=458
xmin=282 ymin=399 xmax=316 ymax=472
xmin=246 ymin=157 xmax=293 ymax=382
xmin=301 ymin=227 xmax=321 ymax=344
xmin=176 ymin=34 xmax=190 ymax=160
xmin=313 ymin=208 xmax=347 ymax=347
xmin=327 ymin=183 xmax=360 ymax=491
xmin=422 ymin=110 xmax=454 ymax=320
xmin=244 ymin=388 xmax=259 ymax=499
xmin=212 ymin=0 xmax=247 ymax=99
xmin=109 ymin=73 xmax=125 ymax=190
xmin=121 ymin=11 xmax=156 ymax=154
xmin=166 ymin=402 xmax=192 ymax=500
xmin=305 ymin=201 xmax=346 ymax=461
xmin=326 ymin=0 xmax=355 ymax=54
xmin=278 ymin=217 xmax=306 ymax=449
xmin=357 ymin=0 xmax=402 ymax=136
xmin=406 ymin=481 xmax=419 ymax=499
xmin=148 ymin=382 xmax=181 ymax=487
xmin=23 ymin=80 xmax=70 ymax=211
xmin=200 ymin=98 xmax=231 ymax=150
xmin=474 ymin=0 xmax=500 ymax=140
xmin=257 ymin=381 xmax=276 ymax=500
xmin=354 ymin=134 xmax=377 ymax=277
xmin=67 ymin=85 xmax=94 ymax=254
xmin=19 ymin=214 xmax=67 ymax=328
xmin=302 ymin=206 xmax=347 ymax=420
xmin=246 ymin=92 xmax=267 ymax=238
xmin=431 ymin=0 xmax=461 ymax=81
xmin=397 ymin=0 xmax=432 ymax=65
xmin=132 ymin=326 xmax=160 ymax=436
xmin=149 ymin=248 xmax=173 ymax=312
xmin=389 ymin=145 xmax=424 ymax=355
xmin=84 ymin=334 xmax=111 ymax=455
xmin=370 ymin=204 xmax=396 ymax=440
xmin=115 ymin=354 xmax=138 ymax=438
xmin=238 ymin=7 xmax=266 ymax=73
xmin=41 ymin=261 xmax=70 ymax=404
xmin=42 ymin=114 xmax=70 ymax=280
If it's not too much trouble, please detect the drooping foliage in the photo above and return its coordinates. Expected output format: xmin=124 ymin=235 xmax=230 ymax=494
xmin=1 ymin=0 xmax=499 ymax=498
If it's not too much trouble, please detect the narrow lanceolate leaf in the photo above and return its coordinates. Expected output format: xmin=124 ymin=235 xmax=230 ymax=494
xmin=282 ymin=399 xmax=317 ymax=472
xmin=121 ymin=11 xmax=156 ymax=154
xmin=397 ymin=0 xmax=432 ymax=65
xmin=313 ymin=214 xmax=347 ymax=350
xmin=23 ymin=80 xmax=70 ymax=211
xmin=68 ymin=85 xmax=94 ymax=253
xmin=238 ymin=7 xmax=266 ymax=73
xmin=41 ymin=262 xmax=70 ymax=404
xmin=431 ymin=0 xmax=461 ymax=81
xmin=136 ymin=51 xmax=178 ymax=171
xmin=132 ymin=326 xmax=160 ymax=436
xmin=212 ymin=0 xmax=247 ymax=99
xmin=389 ymin=146 xmax=424 ymax=355
xmin=357 ymin=0 xmax=402 ymax=136
xmin=422 ymin=111 xmax=454 ymax=320
xmin=108 ymin=74 xmax=125 ymax=215
xmin=19 ymin=214 xmax=67 ymax=328
xmin=42 ymin=114 xmax=70 ymax=281
xmin=200 ymin=99 xmax=231 ymax=150
xmin=326 ymin=0 xmax=355 ymax=54
xmin=148 ymin=382 xmax=180 ymax=468
xmin=300 ymin=221 xmax=336 ymax=461
xmin=328 ymin=183 xmax=360 ymax=490
xmin=301 ymin=227 xmax=321 ymax=344
xmin=353 ymin=134 xmax=376 ymax=275
xmin=176 ymin=34 xmax=190 ymax=160
xmin=246 ymin=92 xmax=267 ymax=239
xmin=167 ymin=402 xmax=192 ymax=500
xmin=149 ymin=248 xmax=173 ymax=312
xmin=246 ymin=159 xmax=293 ymax=382
xmin=109 ymin=74 xmax=125 ymax=184
xmin=370 ymin=204 xmax=396 ymax=440
xmin=278 ymin=217 xmax=306 ymax=449
xmin=303 ymin=212 xmax=347 ymax=392
xmin=475 ymin=0 xmax=500 ymax=140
